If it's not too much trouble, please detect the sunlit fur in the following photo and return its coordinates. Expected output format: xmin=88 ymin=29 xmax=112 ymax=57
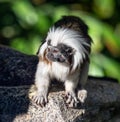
xmin=33 ymin=16 xmax=92 ymax=107
xmin=38 ymin=27 xmax=91 ymax=74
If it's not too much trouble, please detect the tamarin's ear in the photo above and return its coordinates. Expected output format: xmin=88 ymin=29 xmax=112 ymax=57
xmin=36 ymin=38 xmax=47 ymax=55
xmin=36 ymin=47 xmax=40 ymax=55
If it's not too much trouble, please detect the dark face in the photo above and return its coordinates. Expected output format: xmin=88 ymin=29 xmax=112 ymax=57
xmin=45 ymin=44 xmax=74 ymax=65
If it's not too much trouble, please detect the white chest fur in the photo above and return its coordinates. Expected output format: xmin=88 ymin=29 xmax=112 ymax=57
xmin=50 ymin=62 xmax=70 ymax=81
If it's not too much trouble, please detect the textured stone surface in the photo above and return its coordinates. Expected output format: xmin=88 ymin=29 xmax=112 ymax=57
xmin=0 ymin=45 xmax=38 ymax=86
xmin=0 ymin=78 xmax=120 ymax=122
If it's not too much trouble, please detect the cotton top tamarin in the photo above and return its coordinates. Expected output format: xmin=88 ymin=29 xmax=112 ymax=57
xmin=31 ymin=16 xmax=92 ymax=107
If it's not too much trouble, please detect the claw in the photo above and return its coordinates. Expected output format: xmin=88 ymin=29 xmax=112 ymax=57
xmin=31 ymin=92 xmax=48 ymax=107
xmin=65 ymin=91 xmax=79 ymax=108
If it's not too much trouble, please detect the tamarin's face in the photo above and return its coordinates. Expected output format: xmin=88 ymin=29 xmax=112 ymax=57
xmin=45 ymin=43 xmax=75 ymax=65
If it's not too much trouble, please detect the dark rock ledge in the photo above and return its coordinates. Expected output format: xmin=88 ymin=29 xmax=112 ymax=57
xmin=0 ymin=77 xmax=120 ymax=122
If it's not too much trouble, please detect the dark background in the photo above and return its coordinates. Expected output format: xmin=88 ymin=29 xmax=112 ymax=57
xmin=0 ymin=0 xmax=120 ymax=82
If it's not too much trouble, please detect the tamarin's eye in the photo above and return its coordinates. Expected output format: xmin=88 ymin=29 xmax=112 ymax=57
xmin=66 ymin=48 xmax=72 ymax=53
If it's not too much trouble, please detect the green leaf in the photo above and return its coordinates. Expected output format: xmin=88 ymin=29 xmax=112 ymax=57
xmin=12 ymin=1 xmax=38 ymax=26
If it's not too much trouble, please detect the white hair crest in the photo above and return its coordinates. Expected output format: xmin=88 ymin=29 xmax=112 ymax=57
xmin=42 ymin=27 xmax=91 ymax=71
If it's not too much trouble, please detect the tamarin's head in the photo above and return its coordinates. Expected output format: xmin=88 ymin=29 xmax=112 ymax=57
xmin=45 ymin=43 xmax=75 ymax=65
xmin=38 ymin=16 xmax=92 ymax=71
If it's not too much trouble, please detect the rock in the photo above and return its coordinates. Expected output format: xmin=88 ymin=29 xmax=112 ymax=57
xmin=0 ymin=78 xmax=120 ymax=122
xmin=0 ymin=45 xmax=120 ymax=122
xmin=0 ymin=45 xmax=38 ymax=86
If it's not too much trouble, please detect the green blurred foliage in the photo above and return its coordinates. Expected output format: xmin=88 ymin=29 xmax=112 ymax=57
xmin=0 ymin=0 xmax=120 ymax=81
